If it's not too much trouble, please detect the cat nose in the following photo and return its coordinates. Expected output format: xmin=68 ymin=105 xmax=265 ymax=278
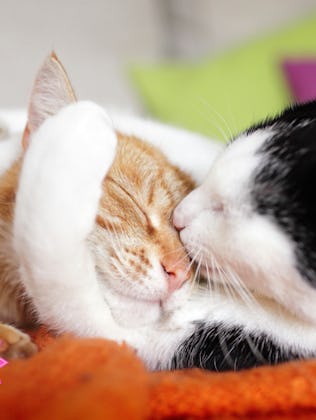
xmin=161 ymin=261 xmax=191 ymax=293
xmin=173 ymin=187 xmax=205 ymax=231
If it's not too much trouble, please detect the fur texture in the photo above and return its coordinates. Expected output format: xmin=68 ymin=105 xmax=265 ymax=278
xmin=3 ymin=53 xmax=316 ymax=372
xmin=173 ymin=100 xmax=316 ymax=369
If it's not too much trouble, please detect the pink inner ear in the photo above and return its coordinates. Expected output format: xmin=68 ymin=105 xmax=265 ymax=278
xmin=26 ymin=52 xmax=77 ymax=136
xmin=282 ymin=58 xmax=316 ymax=103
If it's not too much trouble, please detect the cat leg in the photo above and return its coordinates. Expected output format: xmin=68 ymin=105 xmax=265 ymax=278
xmin=14 ymin=102 xmax=132 ymax=342
xmin=0 ymin=323 xmax=37 ymax=359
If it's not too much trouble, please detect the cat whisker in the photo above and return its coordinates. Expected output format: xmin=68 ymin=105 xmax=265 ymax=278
xmin=225 ymin=266 xmax=258 ymax=311
xmin=109 ymin=258 xmax=128 ymax=281
xmin=208 ymin=263 xmax=264 ymax=370
xmin=217 ymin=265 xmax=239 ymax=303
xmin=211 ymin=255 xmax=223 ymax=298
xmin=160 ymin=246 xmax=191 ymax=258
xmin=187 ymin=248 xmax=202 ymax=274
xmin=244 ymin=334 xmax=267 ymax=365
xmin=198 ymin=96 xmax=234 ymax=141
xmin=201 ymin=253 xmax=254 ymax=310
xmin=208 ymin=257 xmax=219 ymax=296
xmin=185 ymin=253 xmax=203 ymax=299
xmin=106 ymin=219 xmax=121 ymax=242
xmin=217 ymin=265 xmax=233 ymax=302
xmin=222 ymin=267 xmax=249 ymax=304
xmin=110 ymin=254 xmax=148 ymax=292
xmin=107 ymin=220 xmax=131 ymax=263
xmin=203 ymin=255 xmax=213 ymax=297
xmin=196 ymin=106 xmax=229 ymax=143
xmin=166 ymin=251 xmax=192 ymax=272
xmin=218 ymin=330 xmax=237 ymax=370
xmin=191 ymin=253 xmax=203 ymax=288
xmin=229 ymin=270 xmax=256 ymax=305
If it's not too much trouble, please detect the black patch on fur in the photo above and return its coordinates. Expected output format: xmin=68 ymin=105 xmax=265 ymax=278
xmin=247 ymin=100 xmax=316 ymax=134
xmin=171 ymin=323 xmax=306 ymax=371
xmin=249 ymin=100 xmax=316 ymax=286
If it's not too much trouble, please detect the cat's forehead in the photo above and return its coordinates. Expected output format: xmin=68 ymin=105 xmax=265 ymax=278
xmin=205 ymin=129 xmax=272 ymax=200
xmin=100 ymin=134 xmax=194 ymax=225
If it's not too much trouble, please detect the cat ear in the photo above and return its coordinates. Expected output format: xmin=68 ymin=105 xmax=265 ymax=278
xmin=22 ymin=51 xmax=77 ymax=149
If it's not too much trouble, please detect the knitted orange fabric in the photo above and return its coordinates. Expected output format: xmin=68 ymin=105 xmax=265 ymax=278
xmin=1 ymin=328 xmax=316 ymax=419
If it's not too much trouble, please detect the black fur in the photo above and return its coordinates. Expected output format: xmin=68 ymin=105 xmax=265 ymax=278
xmin=172 ymin=323 xmax=305 ymax=371
xmin=250 ymin=100 xmax=316 ymax=286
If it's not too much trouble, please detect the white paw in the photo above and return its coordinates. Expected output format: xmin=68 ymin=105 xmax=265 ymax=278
xmin=15 ymin=101 xmax=117 ymax=250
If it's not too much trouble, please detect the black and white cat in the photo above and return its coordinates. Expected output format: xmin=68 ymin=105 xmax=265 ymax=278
xmin=172 ymin=101 xmax=316 ymax=370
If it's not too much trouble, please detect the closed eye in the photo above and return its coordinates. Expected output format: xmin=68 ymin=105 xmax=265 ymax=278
xmin=107 ymin=176 xmax=150 ymax=222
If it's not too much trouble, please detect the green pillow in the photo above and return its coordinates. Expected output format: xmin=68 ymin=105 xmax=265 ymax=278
xmin=131 ymin=14 xmax=316 ymax=141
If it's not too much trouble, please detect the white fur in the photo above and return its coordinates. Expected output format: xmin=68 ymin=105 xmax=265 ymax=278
xmin=174 ymin=127 xmax=316 ymax=333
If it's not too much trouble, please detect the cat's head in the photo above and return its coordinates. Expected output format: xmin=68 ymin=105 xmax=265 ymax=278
xmin=174 ymin=101 xmax=316 ymax=323
xmin=25 ymin=53 xmax=195 ymax=327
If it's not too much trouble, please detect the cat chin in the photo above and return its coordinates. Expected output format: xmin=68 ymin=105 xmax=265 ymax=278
xmin=111 ymin=300 xmax=161 ymax=328
xmin=102 ymin=286 xmax=162 ymax=328
xmin=101 ymin=282 xmax=191 ymax=328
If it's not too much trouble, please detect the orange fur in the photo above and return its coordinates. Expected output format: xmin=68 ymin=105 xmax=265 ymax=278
xmin=0 ymin=159 xmax=35 ymax=327
xmin=92 ymin=132 xmax=195 ymax=286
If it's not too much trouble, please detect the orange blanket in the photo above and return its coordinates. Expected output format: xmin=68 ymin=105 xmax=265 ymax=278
xmin=1 ymin=327 xmax=316 ymax=419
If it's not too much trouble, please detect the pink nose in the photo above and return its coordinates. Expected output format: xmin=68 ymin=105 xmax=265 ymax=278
xmin=161 ymin=262 xmax=191 ymax=294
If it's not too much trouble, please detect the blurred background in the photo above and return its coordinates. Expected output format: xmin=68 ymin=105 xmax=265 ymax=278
xmin=1 ymin=0 xmax=316 ymax=139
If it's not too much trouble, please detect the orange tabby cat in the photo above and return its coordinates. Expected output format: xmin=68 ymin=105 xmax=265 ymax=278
xmin=0 ymin=53 xmax=195 ymax=358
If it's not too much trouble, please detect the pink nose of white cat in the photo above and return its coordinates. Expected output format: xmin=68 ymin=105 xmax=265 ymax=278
xmin=161 ymin=262 xmax=190 ymax=293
